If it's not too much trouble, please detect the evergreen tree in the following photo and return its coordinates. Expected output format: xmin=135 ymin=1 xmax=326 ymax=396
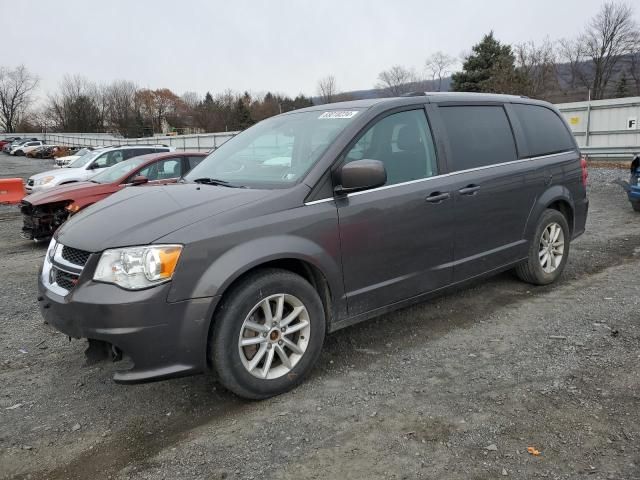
xmin=615 ymin=73 xmax=629 ymax=98
xmin=232 ymin=98 xmax=253 ymax=130
xmin=452 ymin=32 xmax=522 ymax=93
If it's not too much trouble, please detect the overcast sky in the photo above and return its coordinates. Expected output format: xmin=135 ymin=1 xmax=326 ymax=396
xmin=4 ymin=0 xmax=632 ymax=101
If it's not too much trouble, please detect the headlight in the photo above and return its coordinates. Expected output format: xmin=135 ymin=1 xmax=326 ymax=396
xmin=93 ymin=245 xmax=183 ymax=290
xmin=65 ymin=203 xmax=81 ymax=213
xmin=35 ymin=176 xmax=55 ymax=186
xmin=46 ymin=238 xmax=57 ymax=263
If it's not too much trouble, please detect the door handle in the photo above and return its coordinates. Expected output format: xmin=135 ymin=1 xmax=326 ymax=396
xmin=425 ymin=191 xmax=451 ymax=203
xmin=458 ymin=184 xmax=481 ymax=195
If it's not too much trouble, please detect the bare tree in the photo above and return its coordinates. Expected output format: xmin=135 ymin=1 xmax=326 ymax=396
xmin=317 ymin=75 xmax=338 ymax=104
xmin=627 ymin=51 xmax=640 ymax=95
xmin=104 ymin=80 xmax=140 ymax=137
xmin=0 ymin=65 xmax=38 ymax=133
xmin=375 ymin=65 xmax=417 ymax=96
xmin=558 ymin=38 xmax=589 ymax=92
xmin=425 ymin=52 xmax=455 ymax=91
xmin=565 ymin=2 xmax=640 ymax=99
xmin=514 ymin=39 xmax=559 ymax=99
xmin=47 ymin=75 xmax=103 ymax=132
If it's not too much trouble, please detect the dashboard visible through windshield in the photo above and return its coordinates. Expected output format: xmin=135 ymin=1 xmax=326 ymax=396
xmin=184 ymin=109 xmax=362 ymax=188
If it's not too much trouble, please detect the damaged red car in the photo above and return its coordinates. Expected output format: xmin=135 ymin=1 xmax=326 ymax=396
xmin=21 ymin=151 xmax=206 ymax=241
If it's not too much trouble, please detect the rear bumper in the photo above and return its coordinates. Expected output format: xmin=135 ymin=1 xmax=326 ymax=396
xmin=38 ymin=270 xmax=219 ymax=383
xmin=572 ymin=195 xmax=589 ymax=239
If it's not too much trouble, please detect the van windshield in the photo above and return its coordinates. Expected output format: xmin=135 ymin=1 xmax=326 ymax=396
xmin=184 ymin=109 xmax=362 ymax=188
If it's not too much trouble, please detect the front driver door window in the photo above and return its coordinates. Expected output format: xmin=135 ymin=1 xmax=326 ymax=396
xmin=137 ymin=158 xmax=183 ymax=181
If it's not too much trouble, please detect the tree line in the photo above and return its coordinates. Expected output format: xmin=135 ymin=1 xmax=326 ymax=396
xmin=2 ymin=1 xmax=639 ymax=135
xmin=365 ymin=2 xmax=640 ymax=101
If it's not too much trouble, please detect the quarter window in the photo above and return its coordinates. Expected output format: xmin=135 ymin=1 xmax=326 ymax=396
xmin=439 ymin=106 xmax=517 ymax=171
xmin=344 ymin=109 xmax=438 ymax=186
xmin=512 ymin=104 xmax=575 ymax=157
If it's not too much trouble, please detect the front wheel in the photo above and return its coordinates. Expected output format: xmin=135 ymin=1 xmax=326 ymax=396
xmin=515 ymin=209 xmax=570 ymax=285
xmin=631 ymin=201 xmax=640 ymax=212
xmin=210 ymin=269 xmax=326 ymax=399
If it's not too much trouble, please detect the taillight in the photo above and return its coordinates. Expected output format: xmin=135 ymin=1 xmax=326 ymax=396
xmin=580 ymin=154 xmax=588 ymax=187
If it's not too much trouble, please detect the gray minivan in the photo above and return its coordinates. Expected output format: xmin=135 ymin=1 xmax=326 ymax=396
xmin=38 ymin=93 xmax=588 ymax=399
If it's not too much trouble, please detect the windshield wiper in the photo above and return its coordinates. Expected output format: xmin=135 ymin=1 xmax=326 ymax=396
xmin=192 ymin=177 xmax=245 ymax=188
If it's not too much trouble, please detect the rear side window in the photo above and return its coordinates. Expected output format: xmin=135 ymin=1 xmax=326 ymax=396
xmin=440 ymin=106 xmax=517 ymax=171
xmin=512 ymin=104 xmax=575 ymax=157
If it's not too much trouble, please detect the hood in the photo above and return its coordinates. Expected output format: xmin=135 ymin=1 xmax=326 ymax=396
xmin=24 ymin=181 xmax=118 ymax=206
xmin=30 ymin=167 xmax=86 ymax=182
xmin=56 ymin=183 xmax=271 ymax=252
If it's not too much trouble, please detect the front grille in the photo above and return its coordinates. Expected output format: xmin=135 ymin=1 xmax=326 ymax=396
xmin=55 ymin=268 xmax=78 ymax=291
xmin=61 ymin=246 xmax=91 ymax=267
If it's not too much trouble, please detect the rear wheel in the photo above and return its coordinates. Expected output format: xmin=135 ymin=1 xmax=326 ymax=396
xmin=515 ymin=209 xmax=570 ymax=285
xmin=210 ymin=269 xmax=326 ymax=399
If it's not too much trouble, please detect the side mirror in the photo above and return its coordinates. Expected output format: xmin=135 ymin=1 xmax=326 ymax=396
xmin=335 ymin=159 xmax=386 ymax=195
xmin=131 ymin=175 xmax=149 ymax=185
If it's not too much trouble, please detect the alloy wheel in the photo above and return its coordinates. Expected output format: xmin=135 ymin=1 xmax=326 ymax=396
xmin=539 ymin=222 xmax=565 ymax=273
xmin=238 ymin=294 xmax=311 ymax=379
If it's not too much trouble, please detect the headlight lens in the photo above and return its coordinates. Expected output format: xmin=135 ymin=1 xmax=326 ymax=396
xmin=35 ymin=176 xmax=55 ymax=186
xmin=65 ymin=203 xmax=81 ymax=213
xmin=93 ymin=245 xmax=183 ymax=290
xmin=46 ymin=238 xmax=57 ymax=262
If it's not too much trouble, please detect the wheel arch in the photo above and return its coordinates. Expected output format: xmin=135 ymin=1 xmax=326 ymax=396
xmin=203 ymin=255 xmax=337 ymax=368
xmin=524 ymin=185 xmax=576 ymax=240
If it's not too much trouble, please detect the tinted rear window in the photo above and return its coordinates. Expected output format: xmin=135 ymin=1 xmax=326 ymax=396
xmin=512 ymin=104 xmax=575 ymax=157
xmin=440 ymin=105 xmax=517 ymax=171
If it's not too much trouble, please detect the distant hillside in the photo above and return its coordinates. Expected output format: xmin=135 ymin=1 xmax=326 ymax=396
xmin=326 ymin=54 xmax=639 ymax=104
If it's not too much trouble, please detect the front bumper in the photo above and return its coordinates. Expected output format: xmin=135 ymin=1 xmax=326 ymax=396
xmin=38 ymin=251 xmax=219 ymax=383
xmin=628 ymin=185 xmax=640 ymax=202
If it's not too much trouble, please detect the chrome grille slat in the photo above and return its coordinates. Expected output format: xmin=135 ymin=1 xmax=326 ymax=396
xmin=61 ymin=246 xmax=91 ymax=267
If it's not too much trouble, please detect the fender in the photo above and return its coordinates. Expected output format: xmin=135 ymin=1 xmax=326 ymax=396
xmin=167 ymin=234 xmax=346 ymax=319
xmin=523 ymin=185 xmax=575 ymax=240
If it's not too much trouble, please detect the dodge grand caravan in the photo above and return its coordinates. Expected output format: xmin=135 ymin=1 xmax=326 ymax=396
xmin=39 ymin=94 xmax=588 ymax=399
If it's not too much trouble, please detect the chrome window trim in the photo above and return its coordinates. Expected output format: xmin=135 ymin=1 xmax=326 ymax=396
xmin=303 ymin=150 xmax=573 ymax=204
xmin=304 ymin=197 xmax=335 ymax=206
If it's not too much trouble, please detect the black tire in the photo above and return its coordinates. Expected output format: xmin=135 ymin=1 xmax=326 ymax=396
xmin=210 ymin=268 xmax=326 ymax=400
xmin=631 ymin=201 xmax=640 ymax=212
xmin=515 ymin=209 xmax=570 ymax=285
xmin=16 ymin=150 xmax=24 ymax=156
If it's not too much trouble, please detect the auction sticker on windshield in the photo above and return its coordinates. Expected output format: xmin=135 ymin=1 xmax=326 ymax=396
xmin=318 ymin=111 xmax=359 ymax=119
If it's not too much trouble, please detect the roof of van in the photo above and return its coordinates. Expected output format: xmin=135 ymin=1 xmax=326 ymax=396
xmin=291 ymin=92 xmax=542 ymax=113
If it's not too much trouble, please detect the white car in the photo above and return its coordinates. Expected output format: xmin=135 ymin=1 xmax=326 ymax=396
xmin=26 ymin=145 xmax=174 ymax=193
xmin=54 ymin=147 xmax=98 ymax=167
xmin=11 ymin=140 xmax=44 ymax=156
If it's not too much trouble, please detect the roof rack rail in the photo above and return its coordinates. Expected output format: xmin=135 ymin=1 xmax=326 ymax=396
xmin=400 ymin=92 xmax=428 ymax=97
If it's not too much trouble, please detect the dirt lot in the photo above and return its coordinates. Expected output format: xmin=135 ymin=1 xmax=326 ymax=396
xmin=0 ymin=154 xmax=639 ymax=480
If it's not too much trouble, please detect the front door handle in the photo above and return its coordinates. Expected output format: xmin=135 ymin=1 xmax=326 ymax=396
xmin=458 ymin=184 xmax=481 ymax=195
xmin=425 ymin=191 xmax=451 ymax=203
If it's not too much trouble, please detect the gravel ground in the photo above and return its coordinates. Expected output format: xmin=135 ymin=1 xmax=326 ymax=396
xmin=0 ymin=154 xmax=639 ymax=480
